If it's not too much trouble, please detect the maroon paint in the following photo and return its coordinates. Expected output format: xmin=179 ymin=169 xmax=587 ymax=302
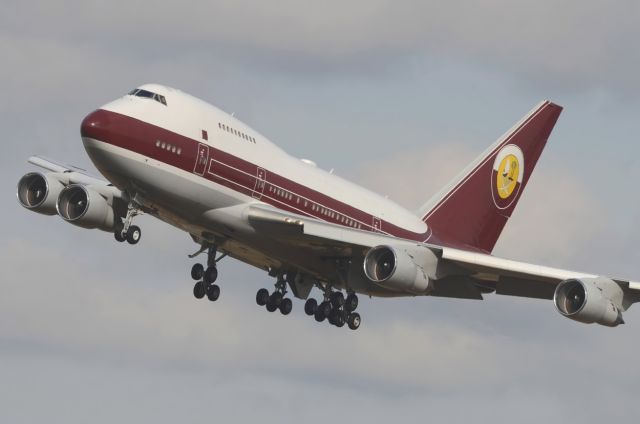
xmin=80 ymin=109 xmax=434 ymax=243
xmin=421 ymin=101 xmax=563 ymax=253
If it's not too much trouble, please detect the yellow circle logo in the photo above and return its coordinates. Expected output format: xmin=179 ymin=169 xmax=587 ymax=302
xmin=496 ymin=154 xmax=520 ymax=199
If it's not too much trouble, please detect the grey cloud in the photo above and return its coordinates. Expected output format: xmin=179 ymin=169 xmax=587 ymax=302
xmin=3 ymin=1 xmax=639 ymax=92
xmin=3 ymin=2 xmax=640 ymax=421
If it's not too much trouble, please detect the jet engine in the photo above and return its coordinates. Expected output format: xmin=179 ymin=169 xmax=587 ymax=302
xmin=17 ymin=172 xmax=64 ymax=215
xmin=554 ymin=278 xmax=625 ymax=327
xmin=56 ymin=184 xmax=115 ymax=231
xmin=363 ymin=245 xmax=437 ymax=294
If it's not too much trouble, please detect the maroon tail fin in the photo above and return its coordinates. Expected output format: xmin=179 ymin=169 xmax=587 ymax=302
xmin=419 ymin=101 xmax=563 ymax=253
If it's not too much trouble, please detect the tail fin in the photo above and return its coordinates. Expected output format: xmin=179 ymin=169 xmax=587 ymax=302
xmin=419 ymin=101 xmax=563 ymax=253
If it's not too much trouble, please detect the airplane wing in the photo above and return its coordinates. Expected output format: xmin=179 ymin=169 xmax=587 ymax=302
xmin=28 ymin=155 xmax=113 ymax=187
xmin=246 ymin=204 xmax=640 ymax=303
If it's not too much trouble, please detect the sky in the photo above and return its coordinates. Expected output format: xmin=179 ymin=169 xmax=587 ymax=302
xmin=2 ymin=1 xmax=640 ymax=422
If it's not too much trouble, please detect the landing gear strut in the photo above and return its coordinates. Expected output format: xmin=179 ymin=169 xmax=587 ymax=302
xmin=190 ymin=244 xmax=226 ymax=302
xmin=114 ymin=201 xmax=142 ymax=245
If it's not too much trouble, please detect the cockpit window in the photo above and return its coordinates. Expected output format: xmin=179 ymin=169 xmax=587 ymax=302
xmin=127 ymin=88 xmax=167 ymax=106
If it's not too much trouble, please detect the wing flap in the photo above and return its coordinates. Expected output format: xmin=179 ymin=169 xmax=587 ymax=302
xmin=246 ymin=204 xmax=412 ymax=255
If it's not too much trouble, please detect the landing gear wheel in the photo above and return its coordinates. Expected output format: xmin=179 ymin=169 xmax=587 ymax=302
xmin=256 ymin=288 xmax=270 ymax=306
xmin=314 ymin=308 xmax=326 ymax=322
xmin=206 ymin=284 xmax=220 ymax=301
xmin=191 ymin=263 xmax=205 ymax=280
xmin=203 ymin=266 xmax=218 ymax=284
xmin=279 ymin=298 xmax=293 ymax=315
xmin=347 ymin=312 xmax=361 ymax=330
xmin=330 ymin=292 xmax=345 ymax=308
xmin=345 ymin=293 xmax=359 ymax=312
xmin=328 ymin=309 xmax=339 ymax=325
xmin=126 ymin=225 xmax=141 ymax=245
xmin=193 ymin=281 xmax=205 ymax=299
xmin=114 ymin=230 xmax=126 ymax=242
xmin=266 ymin=299 xmax=278 ymax=312
xmin=334 ymin=313 xmax=345 ymax=328
xmin=318 ymin=301 xmax=332 ymax=319
xmin=269 ymin=292 xmax=283 ymax=308
xmin=304 ymin=298 xmax=318 ymax=316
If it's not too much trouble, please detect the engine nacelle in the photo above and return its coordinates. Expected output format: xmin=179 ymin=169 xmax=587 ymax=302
xmin=56 ymin=184 xmax=115 ymax=232
xmin=17 ymin=172 xmax=65 ymax=215
xmin=363 ymin=245 xmax=437 ymax=294
xmin=554 ymin=278 xmax=625 ymax=327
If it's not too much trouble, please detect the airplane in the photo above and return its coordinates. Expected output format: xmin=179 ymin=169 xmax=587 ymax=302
xmin=17 ymin=83 xmax=640 ymax=330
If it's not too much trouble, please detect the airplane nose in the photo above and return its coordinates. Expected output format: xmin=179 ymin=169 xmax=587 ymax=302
xmin=80 ymin=109 xmax=110 ymax=140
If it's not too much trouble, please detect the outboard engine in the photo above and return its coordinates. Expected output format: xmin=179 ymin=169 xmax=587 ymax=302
xmin=17 ymin=172 xmax=65 ymax=215
xmin=554 ymin=278 xmax=625 ymax=327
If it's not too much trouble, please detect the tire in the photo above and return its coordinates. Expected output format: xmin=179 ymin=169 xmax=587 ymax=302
xmin=269 ymin=292 xmax=283 ymax=307
xmin=191 ymin=263 xmax=205 ymax=280
xmin=193 ymin=281 xmax=205 ymax=299
xmin=347 ymin=312 xmax=361 ymax=330
xmin=314 ymin=309 xmax=326 ymax=322
xmin=279 ymin=298 xmax=293 ymax=315
xmin=345 ymin=293 xmax=358 ymax=312
xmin=330 ymin=292 xmax=345 ymax=308
xmin=266 ymin=300 xmax=278 ymax=312
xmin=207 ymin=284 xmax=220 ymax=301
xmin=328 ymin=309 xmax=339 ymax=325
xmin=114 ymin=230 xmax=126 ymax=242
xmin=318 ymin=301 xmax=332 ymax=318
xmin=304 ymin=298 xmax=318 ymax=316
xmin=126 ymin=225 xmax=141 ymax=245
xmin=203 ymin=266 xmax=218 ymax=284
xmin=256 ymin=288 xmax=270 ymax=306
xmin=335 ymin=313 xmax=345 ymax=328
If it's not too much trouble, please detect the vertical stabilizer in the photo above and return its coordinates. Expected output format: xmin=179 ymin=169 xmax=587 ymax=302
xmin=419 ymin=101 xmax=563 ymax=253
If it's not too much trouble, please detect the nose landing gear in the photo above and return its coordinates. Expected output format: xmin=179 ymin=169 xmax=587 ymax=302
xmin=114 ymin=201 xmax=142 ymax=245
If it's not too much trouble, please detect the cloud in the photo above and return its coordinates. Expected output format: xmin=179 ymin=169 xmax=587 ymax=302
xmin=0 ymin=237 xmax=526 ymax=391
xmin=3 ymin=0 xmax=639 ymax=92
xmin=2 ymin=232 xmax=640 ymax=423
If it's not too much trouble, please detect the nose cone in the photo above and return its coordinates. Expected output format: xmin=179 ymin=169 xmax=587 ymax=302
xmin=80 ymin=109 xmax=111 ymax=140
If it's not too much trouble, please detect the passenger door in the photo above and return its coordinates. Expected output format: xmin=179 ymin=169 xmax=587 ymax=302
xmin=253 ymin=167 xmax=267 ymax=200
xmin=372 ymin=216 xmax=382 ymax=233
xmin=193 ymin=143 xmax=209 ymax=176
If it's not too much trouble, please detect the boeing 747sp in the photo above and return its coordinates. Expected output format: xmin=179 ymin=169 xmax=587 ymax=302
xmin=17 ymin=84 xmax=640 ymax=329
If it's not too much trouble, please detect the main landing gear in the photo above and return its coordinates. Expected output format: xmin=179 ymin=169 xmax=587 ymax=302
xmin=304 ymin=287 xmax=360 ymax=330
xmin=190 ymin=244 xmax=227 ymax=302
xmin=255 ymin=276 xmax=362 ymax=330
xmin=114 ymin=202 xmax=142 ymax=245
xmin=255 ymin=275 xmax=293 ymax=316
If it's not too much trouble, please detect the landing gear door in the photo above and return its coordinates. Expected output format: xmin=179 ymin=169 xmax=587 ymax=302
xmin=253 ymin=167 xmax=267 ymax=199
xmin=194 ymin=143 xmax=209 ymax=176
